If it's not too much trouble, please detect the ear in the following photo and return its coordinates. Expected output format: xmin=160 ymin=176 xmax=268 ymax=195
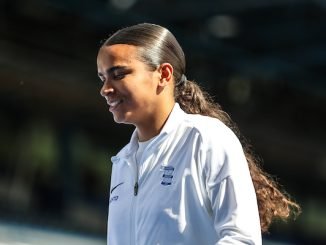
xmin=158 ymin=63 xmax=173 ymax=87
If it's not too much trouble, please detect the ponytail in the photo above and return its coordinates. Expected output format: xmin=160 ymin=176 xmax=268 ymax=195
xmin=175 ymin=79 xmax=301 ymax=232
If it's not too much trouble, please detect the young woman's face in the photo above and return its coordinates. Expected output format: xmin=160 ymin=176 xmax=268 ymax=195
xmin=97 ymin=44 xmax=160 ymax=126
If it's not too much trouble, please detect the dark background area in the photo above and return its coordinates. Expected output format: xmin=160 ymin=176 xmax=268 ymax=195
xmin=0 ymin=0 xmax=325 ymax=244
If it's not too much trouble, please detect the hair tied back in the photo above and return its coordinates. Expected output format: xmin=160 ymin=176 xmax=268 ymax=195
xmin=176 ymin=74 xmax=187 ymax=86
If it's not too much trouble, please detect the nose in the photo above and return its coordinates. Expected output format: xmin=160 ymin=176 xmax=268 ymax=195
xmin=100 ymin=81 xmax=114 ymax=98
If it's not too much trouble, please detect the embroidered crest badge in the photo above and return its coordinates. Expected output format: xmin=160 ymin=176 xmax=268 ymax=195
xmin=160 ymin=166 xmax=174 ymax=185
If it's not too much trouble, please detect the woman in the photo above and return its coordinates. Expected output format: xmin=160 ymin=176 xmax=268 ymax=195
xmin=97 ymin=23 xmax=300 ymax=245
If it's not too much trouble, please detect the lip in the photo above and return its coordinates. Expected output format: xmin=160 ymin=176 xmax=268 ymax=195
xmin=107 ymin=99 xmax=123 ymax=112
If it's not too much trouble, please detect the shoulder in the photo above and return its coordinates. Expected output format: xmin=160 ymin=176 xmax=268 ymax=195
xmin=183 ymin=114 xmax=247 ymax=181
xmin=183 ymin=113 xmax=239 ymax=147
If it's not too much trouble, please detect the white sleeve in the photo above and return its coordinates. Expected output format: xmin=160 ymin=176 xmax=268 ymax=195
xmin=199 ymin=125 xmax=262 ymax=244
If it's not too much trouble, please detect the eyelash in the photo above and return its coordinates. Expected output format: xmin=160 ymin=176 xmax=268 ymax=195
xmin=112 ymin=73 xmax=125 ymax=80
xmin=99 ymin=71 xmax=128 ymax=83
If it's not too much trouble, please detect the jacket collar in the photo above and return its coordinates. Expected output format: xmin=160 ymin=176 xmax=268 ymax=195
xmin=120 ymin=103 xmax=185 ymax=158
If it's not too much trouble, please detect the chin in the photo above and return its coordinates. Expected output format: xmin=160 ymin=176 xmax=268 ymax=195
xmin=113 ymin=114 xmax=134 ymax=125
xmin=113 ymin=116 xmax=125 ymax=124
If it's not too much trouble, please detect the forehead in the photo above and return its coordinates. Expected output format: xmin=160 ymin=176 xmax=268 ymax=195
xmin=97 ymin=44 xmax=140 ymax=68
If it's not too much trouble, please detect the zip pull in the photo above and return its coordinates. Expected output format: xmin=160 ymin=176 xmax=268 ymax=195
xmin=134 ymin=182 xmax=139 ymax=196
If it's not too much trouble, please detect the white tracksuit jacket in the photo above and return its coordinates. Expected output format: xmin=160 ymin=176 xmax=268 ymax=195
xmin=108 ymin=103 xmax=262 ymax=245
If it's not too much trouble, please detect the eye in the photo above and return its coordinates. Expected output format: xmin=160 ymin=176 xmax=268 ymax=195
xmin=112 ymin=72 xmax=126 ymax=80
xmin=108 ymin=67 xmax=132 ymax=80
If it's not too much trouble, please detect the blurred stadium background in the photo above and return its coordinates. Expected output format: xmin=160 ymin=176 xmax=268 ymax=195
xmin=0 ymin=0 xmax=326 ymax=244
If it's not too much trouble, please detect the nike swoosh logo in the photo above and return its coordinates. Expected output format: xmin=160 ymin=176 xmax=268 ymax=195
xmin=110 ymin=182 xmax=124 ymax=194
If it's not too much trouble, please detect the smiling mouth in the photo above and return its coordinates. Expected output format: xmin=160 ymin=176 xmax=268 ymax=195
xmin=108 ymin=99 xmax=123 ymax=112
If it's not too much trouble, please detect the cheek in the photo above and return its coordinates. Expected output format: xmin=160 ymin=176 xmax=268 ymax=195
xmin=136 ymin=89 xmax=156 ymax=106
xmin=129 ymin=85 xmax=156 ymax=104
xmin=122 ymin=73 xmax=156 ymax=105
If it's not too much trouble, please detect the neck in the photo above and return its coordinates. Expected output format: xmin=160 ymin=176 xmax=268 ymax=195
xmin=136 ymin=101 xmax=174 ymax=142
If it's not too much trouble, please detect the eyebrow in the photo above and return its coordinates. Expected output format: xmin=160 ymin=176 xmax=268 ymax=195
xmin=98 ymin=65 xmax=128 ymax=77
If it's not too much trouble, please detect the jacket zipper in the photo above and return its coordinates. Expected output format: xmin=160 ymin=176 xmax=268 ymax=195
xmin=134 ymin=182 xmax=139 ymax=196
xmin=130 ymin=153 xmax=139 ymax=245
xmin=130 ymin=140 xmax=161 ymax=244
